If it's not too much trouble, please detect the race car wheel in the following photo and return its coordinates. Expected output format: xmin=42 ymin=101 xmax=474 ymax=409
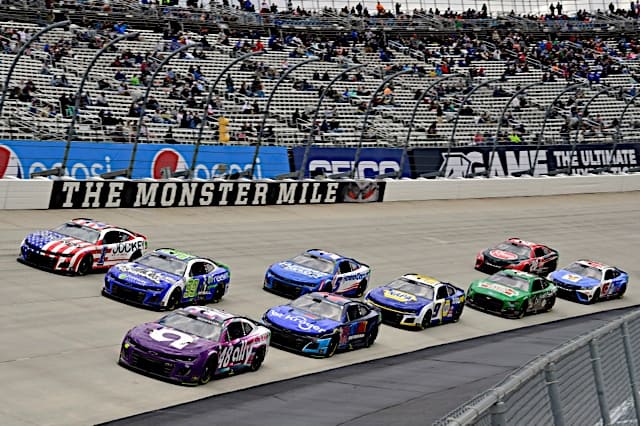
xmin=326 ymin=334 xmax=339 ymax=358
xmin=522 ymin=264 xmax=531 ymax=273
xmin=355 ymin=280 xmax=368 ymax=297
xmin=544 ymin=296 xmax=556 ymax=312
xmin=516 ymin=300 xmax=528 ymax=319
xmin=547 ymin=260 xmax=558 ymax=273
xmin=618 ymin=284 xmax=627 ymax=298
xmin=364 ymin=326 xmax=378 ymax=348
xmin=200 ymin=356 xmax=218 ymax=385
xmin=166 ymin=289 xmax=182 ymax=310
xmin=588 ymin=289 xmax=601 ymax=305
xmin=250 ymin=347 xmax=266 ymax=372
xmin=452 ymin=305 xmax=464 ymax=322
xmin=420 ymin=310 xmax=432 ymax=330
xmin=129 ymin=250 xmax=142 ymax=262
xmin=211 ymin=284 xmax=225 ymax=303
xmin=76 ymin=256 xmax=93 ymax=276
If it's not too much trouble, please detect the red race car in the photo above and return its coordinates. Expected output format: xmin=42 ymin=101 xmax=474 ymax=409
xmin=475 ymin=238 xmax=558 ymax=275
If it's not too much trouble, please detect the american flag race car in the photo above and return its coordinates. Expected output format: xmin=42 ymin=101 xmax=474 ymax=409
xmin=119 ymin=306 xmax=270 ymax=386
xmin=548 ymin=259 xmax=629 ymax=304
xmin=18 ymin=218 xmax=148 ymax=275
xmin=475 ymin=237 xmax=559 ymax=275
xmin=263 ymin=249 xmax=371 ymax=298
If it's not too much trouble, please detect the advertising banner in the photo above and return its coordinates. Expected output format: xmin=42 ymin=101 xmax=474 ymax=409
xmin=48 ymin=179 xmax=386 ymax=209
xmin=291 ymin=146 xmax=411 ymax=178
xmin=411 ymin=144 xmax=640 ymax=178
xmin=0 ymin=140 xmax=290 ymax=179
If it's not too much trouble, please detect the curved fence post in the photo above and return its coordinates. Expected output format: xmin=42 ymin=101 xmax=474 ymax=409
xmin=608 ymin=91 xmax=640 ymax=171
xmin=248 ymin=57 xmax=320 ymax=179
xmin=298 ymin=63 xmax=364 ymax=180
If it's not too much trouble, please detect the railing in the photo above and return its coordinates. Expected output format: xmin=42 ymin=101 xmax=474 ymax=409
xmin=434 ymin=308 xmax=640 ymax=426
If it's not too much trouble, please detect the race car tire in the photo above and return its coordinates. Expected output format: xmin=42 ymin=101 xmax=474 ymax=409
xmin=326 ymin=334 xmax=339 ymax=358
xmin=516 ymin=300 xmax=528 ymax=319
xmin=355 ymin=279 xmax=368 ymax=297
xmin=166 ymin=289 xmax=182 ymax=311
xmin=211 ymin=284 xmax=225 ymax=303
xmin=200 ymin=355 xmax=218 ymax=385
xmin=544 ymin=295 xmax=556 ymax=312
xmin=364 ymin=326 xmax=378 ymax=348
xmin=452 ymin=305 xmax=464 ymax=322
xmin=250 ymin=347 xmax=266 ymax=372
xmin=76 ymin=256 xmax=93 ymax=276
xmin=129 ymin=250 xmax=142 ymax=262
xmin=420 ymin=310 xmax=432 ymax=330
xmin=522 ymin=264 xmax=531 ymax=273
xmin=618 ymin=284 xmax=627 ymax=298
xmin=547 ymin=260 xmax=558 ymax=273
xmin=588 ymin=289 xmax=601 ymax=305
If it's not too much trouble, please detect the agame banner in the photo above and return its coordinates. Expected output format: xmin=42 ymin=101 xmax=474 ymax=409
xmin=0 ymin=140 xmax=289 ymax=179
xmin=411 ymin=143 xmax=640 ymax=178
xmin=48 ymin=179 xmax=386 ymax=208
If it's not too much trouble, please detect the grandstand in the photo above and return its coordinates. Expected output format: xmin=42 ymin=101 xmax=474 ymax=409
xmin=0 ymin=0 xmax=639 ymax=168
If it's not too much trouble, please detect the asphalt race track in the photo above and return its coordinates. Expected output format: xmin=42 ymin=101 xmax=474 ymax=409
xmin=0 ymin=193 xmax=638 ymax=425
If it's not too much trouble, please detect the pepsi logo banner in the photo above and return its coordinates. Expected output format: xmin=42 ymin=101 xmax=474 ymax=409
xmin=48 ymin=180 xmax=386 ymax=208
xmin=0 ymin=140 xmax=289 ymax=179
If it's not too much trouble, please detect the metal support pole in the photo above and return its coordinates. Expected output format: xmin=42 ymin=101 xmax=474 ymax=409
xmin=59 ymin=33 xmax=138 ymax=176
xmin=127 ymin=42 xmax=202 ymax=179
xmin=298 ymin=64 xmax=364 ymax=179
xmin=545 ymin=362 xmax=566 ymax=426
xmin=531 ymin=82 xmax=587 ymax=176
xmin=609 ymin=91 xmax=640 ymax=171
xmin=0 ymin=20 xmax=70 ymax=117
xmin=439 ymin=78 xmax=500 ymax=178
xmin=399 ymin=73 xmax=464 ymax=179
xmin=489 ymin=400 xmax=507 ymax=426
xmin=590 ymin=339 xmax=612 ymax=425
xmin=349 ymin=69 xmax=413 ymax=179
xmin=486 ymin=81 xmax=540 ymax=177
xmin=621 ymin=322 xmax=640 ymax=423
xmin=190 ymin=50 xmax=264 ymax=177
xmin=248 ymin=57 xmax=320 ymax=179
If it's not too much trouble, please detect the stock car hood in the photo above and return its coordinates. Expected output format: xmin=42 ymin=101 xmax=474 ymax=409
xmin=24 ymin=231 xmax=93 ymax=252
xmin=110 ymin=263 xmax=182 ymax=288
xmin=269 ymin=261 xmax=331 ymax=285
xmin=471 ymin=280 xmax=526 ymax=300
xmin=550 ymin=270 xmax=600 ymax=288
xmin=127 ymin=323 xmax=217 ymax=356
xmin=367 ymin=287 xmax=431 ymax=311
xmin=484 ymin=248 xmax=525 ymax=263
xmin=265 ymin=305 xmax=341 ymax=336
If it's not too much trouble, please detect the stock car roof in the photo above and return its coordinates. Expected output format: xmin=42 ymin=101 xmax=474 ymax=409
xmin=70 ymin=218 xmax=117 ymax=231
xmin=496 ymin=269 xmax=538 ymax=280
xmin=505 ymin=238 xmax=541 ymax=248
xmin=403 ymin=274 xmax=442 ymax=286
xmin=305 ymin=249 xmax=347 ymax=262
xmin=154 ymin=248 xmax=198 ymax=262
xmin=181 ymin=306 xmax=235 ymax=323
xmin=575 ymin=259 xmax=610 ymax=270
xmin=306 ymin=292 xmax=352 ymax=306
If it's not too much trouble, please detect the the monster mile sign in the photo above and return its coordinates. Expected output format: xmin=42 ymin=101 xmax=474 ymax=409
xmin=48 ymin=180 xmax=386 ymax=208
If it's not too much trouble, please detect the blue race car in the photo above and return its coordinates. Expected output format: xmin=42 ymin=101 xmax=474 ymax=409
xmin=548 ymin=259 xmax=628 ymax=304
xmin=364 ymin=274 xmax=466 ymax=329
xmin=261 ymin=292 xmax=381 ymax=358
xmin=103 ymin=248 xmax=231 ymax=310
xmin=263 ymin=249 xmax=371 ymax=298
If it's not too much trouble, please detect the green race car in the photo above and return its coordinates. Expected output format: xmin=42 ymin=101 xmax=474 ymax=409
xmin=466 ymin=269 xmax=557 ymax=319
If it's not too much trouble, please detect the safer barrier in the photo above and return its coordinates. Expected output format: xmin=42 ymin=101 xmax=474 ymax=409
xmin=434 ymin=309 xmax=640 ymax=426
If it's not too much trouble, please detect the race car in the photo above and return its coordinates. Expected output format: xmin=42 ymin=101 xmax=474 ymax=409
xmin=18 ymin=218 xmax=147 ymax=275
xmin=261 ymin=292 xmax=381 ymax=358
xmin=466 ymin=269 xmax=557 ymax=319
xmin=119 ymin=306 xmax=270 ymax=386
xmin=548 ymin=259 xmax=628 ymax=304
xmin=103 ymin=248 xmax=231 ymax=310
xmin=364 ymin=274 xmax=465 ymax=329
xmin=475 ymin=238 xmax=558 ymax=275
xmin=263 ymin=249 xmax=371 ymax=298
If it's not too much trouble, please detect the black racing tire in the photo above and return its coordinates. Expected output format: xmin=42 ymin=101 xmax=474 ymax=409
xmin=76 ymin=256 xmax=93 ymax=276
xmin=588 ymin=289 xmax=601 ymax=305
xmin=211 ymin=284 xmax=225 ymax=303
xmin=516 ymin=300 xmax=528 ymax=319
xmin=199 ymin=356 xmax=218 ymax=385
xmin=364 ymin=326 xmax=378 ymax=348
xmin=544 ymin=295 xmax=556 ymax=312
xmin=420 ymin=310 xmax=432 ymax=330
xmin=250 ymin=347 xmax=266 ymax=372
xmin=452 ymin=304 xmax=464 ymax=322
xmin=129 ymin=250 xmax=142 ymax=262
xmin=166 ymin=289 xmax=182 ymax=310
xmin=326 ymin=334 xmax=339 ymax=358
xmin=618 ymin=284 xmax=627 ymax=299
xmin=355 ymin=279 xmax=368 ymax=297
xmin=522 ymin=264 xmax=531 ymax=273
xmin=547 ymin=260 xmax=558 ymax=273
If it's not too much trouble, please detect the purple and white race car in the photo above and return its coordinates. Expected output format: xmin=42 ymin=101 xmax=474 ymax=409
xmin=119 ymin=306 xmax=270 ymax=385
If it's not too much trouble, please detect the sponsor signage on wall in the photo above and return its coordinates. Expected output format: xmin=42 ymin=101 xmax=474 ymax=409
xmin=291 ymin=147 xmax=412 ymax=178
xmin=411 ymin=144 xmax=640 ymax=177
xmin=48 ymin=180 xmax=386 ymax=208
xmin=0 ymin=140 xmax=290 ymax=179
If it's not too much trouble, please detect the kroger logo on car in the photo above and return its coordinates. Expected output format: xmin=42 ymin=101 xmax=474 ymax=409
xmin=270 ymin=310 xmax=328 ymax=333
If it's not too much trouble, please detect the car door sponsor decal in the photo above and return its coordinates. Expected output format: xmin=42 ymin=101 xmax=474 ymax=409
xmin=149 ymin=327 xmax=195 ymax=349
xmin=111 ymin=240 xmax=145 ymax=255
xmin=348 ymin=321 xmax=367 ymax=340
xmin=219 ymin=340 xmax=253 ymax=368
